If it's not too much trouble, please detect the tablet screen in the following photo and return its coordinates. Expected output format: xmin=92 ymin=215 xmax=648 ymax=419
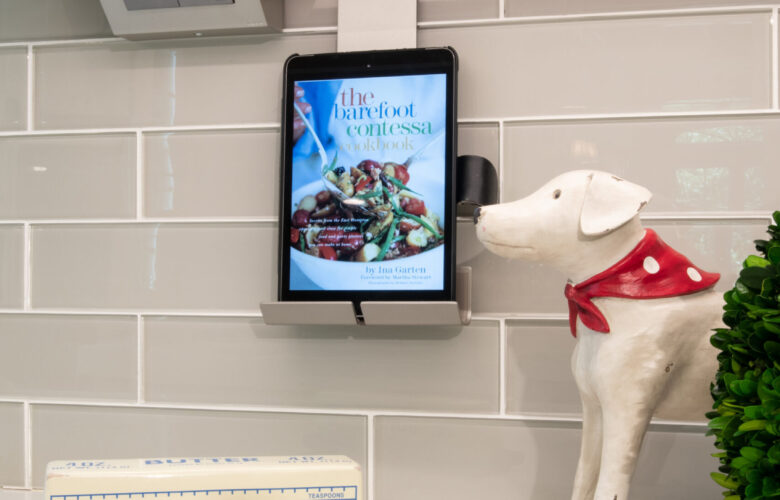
xmin=280 ymin=49 xmax=456 ymax=302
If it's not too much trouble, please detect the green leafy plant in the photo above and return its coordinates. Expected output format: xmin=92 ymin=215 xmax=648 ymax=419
xmin=709 ymin=211 xmax=780 ymax=500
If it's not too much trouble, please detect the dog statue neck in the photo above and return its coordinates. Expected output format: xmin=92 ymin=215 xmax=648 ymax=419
xmin=565 ymin=217 xmax=646 ymax=284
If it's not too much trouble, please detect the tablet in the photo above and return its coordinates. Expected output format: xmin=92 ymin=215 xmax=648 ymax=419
xmin=278 ymin=47 xmax=458 ymax=303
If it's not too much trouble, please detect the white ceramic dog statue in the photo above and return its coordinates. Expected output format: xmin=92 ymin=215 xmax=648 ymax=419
xmin=474 ymin=170 xmax=723 ymax=500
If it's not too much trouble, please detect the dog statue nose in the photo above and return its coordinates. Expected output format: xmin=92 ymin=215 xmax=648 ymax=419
xmin=473 ymin=206 xmax=481 ymax=225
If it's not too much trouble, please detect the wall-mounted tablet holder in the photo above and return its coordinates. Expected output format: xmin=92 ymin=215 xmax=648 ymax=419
xmin=260 ymin=154 xmax=497 ymax=326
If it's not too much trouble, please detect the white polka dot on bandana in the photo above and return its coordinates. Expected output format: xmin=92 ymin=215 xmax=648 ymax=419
xmin=687 ymin=267 xmax=702 ymax=282
xmin=643 ymin=256 xmax=660 ymax=274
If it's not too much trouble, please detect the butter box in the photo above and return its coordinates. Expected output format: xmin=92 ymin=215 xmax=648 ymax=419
xmin=45 ymin=456 xmax=362 ymax=500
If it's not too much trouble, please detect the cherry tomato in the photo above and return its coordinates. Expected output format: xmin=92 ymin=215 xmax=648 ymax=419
xmin=318 ymin=245 xmax=337 ymax=261
xmin=354 ymin=177 xmax=371 ymax=192
xmin=404 ymin=198 xmax=426 ymax=216
xmin=394 ymin=165 xmax=410 ymax=185
xmin=341 ymin=232 xmax=365 ymax=254
xmin=357 ymin=159 xmax=381 ymax=173
xmin=315 ymin=190 xmax=331 ymax=205
xmin=290 ymin=227 xmax=300 ymax=244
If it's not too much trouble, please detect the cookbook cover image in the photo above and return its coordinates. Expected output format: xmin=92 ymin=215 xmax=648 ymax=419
xmin=289 ymin=73 xmax=447 ymax=291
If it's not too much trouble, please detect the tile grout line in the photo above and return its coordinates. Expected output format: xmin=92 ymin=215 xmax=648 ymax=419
xmin=0 ymin=123 xmax=280 ymax=138
xmin=26 ymin=44 xmax=34 ymax=132
xmin=417 ymin=4 xmax=778 ymax=28
xmin=23 ymin=224 xmax=31 ymax=311
xmin=23 ymin=401 xmax=31 ymax=489
xmin=498 ymin=120 xmax=504 ymax=203
xmin=366 ymin=414 xmax=375 ymax=500
xmin=137 ymin=314 xmax=145 ymax=403
xmin=499 ymin=318 xmax=507 ymax=414
xmin=136 ymin=131 xmax=144 ymax=220
xmin=498 ymin=0 xmax=505 ymax=18
xmin=3 ymin=108 xmax=780 ymax=140
xmin=0 ymin=3 xmax=773 ymax=50
xmin=774 ymin=8 xmax=779 ymax=109
xmin=0 ymin=398 xmax=709 ymax=433
xmin=0 ymin=213 xmax=773 ymax=226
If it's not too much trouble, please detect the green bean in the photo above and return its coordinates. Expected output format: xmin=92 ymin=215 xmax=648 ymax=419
xmin=322 ymin=153 xmax=339 ymax=174
xmin=386 ymin=175 xmax=420 ymax=194
xmin=376 ymin=218 xmax=399 ymax=261
xmin=353 ymin=191 xmax=382 ymax=200
xmin=400 ymin=211 xmax=443 ymax=240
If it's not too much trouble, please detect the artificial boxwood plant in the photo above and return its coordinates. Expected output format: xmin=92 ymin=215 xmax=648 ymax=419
xmin=709 ymin=211 xmax=780 ymax=500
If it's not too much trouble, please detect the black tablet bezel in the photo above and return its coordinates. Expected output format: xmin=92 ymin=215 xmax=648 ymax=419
xmin=278 ymin=47 xmax=458 ymax=303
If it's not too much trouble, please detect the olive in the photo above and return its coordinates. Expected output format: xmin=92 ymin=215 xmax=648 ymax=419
xmin=333 ymin=166 xmax=345 ymax=176
xmin=315 ymin=190 xmax=331 ymax=205
xmin=292 ymin=209 xmax=310 ymax=228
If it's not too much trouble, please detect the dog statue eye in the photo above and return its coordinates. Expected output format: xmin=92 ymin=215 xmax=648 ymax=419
xmin=553 ymin=189 xmax=562 ymax=199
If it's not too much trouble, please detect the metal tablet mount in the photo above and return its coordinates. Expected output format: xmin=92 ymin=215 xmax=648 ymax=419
xmin=260 ymin=154 xmax=498 ymax=326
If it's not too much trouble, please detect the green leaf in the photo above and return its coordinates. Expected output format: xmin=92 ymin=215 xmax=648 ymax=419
xmin=764 ymin=321 xmax=780 ymax=335
xmin=745 ymin=481 xmax=763 ymax=500
xmin=768 ymin=443 xmax=780 ymax=464
xmin=766 ymin=342 xmax=780 ymax=364
xmin=738 ymin=420 xmax=768 ymax=433
xmin=712 ymin=472 xmax=740 ymax=489
xmin=731 ymin=379 xmax=759 ymax=397
xmin=745 ymin=406 xmax=767 ymax=420
xmin=763 ymin=476 xmax=780 ymax=497
xmin=773 ymin=211 xmax=780 ymax=226
xmin=741 ymin=267 xmax=776 ymax=290
xmin=768 ymin=246 xmax=780 ymax=265
xmin=746 ymin=255 xmax=772 ymax=268
xmin=741 ymin=446 xmax=765 ymax=461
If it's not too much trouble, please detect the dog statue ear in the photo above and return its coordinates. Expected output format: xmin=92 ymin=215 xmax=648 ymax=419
xmin=579 ymin=172 xmax=652 ymax=236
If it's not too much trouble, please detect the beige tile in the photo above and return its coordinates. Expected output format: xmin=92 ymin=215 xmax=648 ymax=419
xmin=0 ymin=314 xmax=136 ymax=400
xmin=145 ymin=317 xmax=498 ymax=412
xmin=633 ymin=428 xmax=720 ymax=499
xmin=284 ymin=0 xmax=337 ymax=28
xmin=31 ymin=404 xmax=366 ymax=487
xmin=504 ymin=117 xmax=780 ymax=213
xmin=31 ymin=223 xmax=276 ymax=310
xmin=506 ymin=0 xmax=766 ymax=17
xmin=144 ymin=130 xmax=279 ymax=218
xmin=0 ymin=48 xmax=27 ymax=131
xmin=0 ymin=491 xmax=43 ymax=500
xmin=0 ymin=134 xmax=136 ymax=219
xmin=458 ymin=123 xmax=499 ymax=171
xmin=652 ymin=219 xmax=770 ymax=292
xmin=0 ymin=402 xmax=24 ymax=487
xmin=374 ymin=416 xmax=718 ymax=500
xmin=419 ymin=13 xmax=770 ymax=119
xmin=0 ymin=225 xmax=24 ymax=309
xmin=457 ymin=219 xmax=768 ymax=315
xmin=506 ymin=320 xmax=580 ymax=416
xmin=0 ymin=0 xmax=111 ymax=41
xmin=35 ymin=34 xmax=336 ymax=129
xmin=418 ymin=0 xmax=499 ymax=22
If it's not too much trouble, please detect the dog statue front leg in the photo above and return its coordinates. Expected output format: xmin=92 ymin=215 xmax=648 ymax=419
xmin=592 ymin=403 xmax=653 ymax=500
xmin=571 ymin=394 xmax=602 ymax=500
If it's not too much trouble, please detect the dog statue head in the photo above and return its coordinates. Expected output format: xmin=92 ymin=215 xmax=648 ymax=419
xmin=474 ymin=170 xmax=653 ymax=281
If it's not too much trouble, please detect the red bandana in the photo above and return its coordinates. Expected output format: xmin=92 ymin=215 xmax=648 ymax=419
xmin=564 ymin=229 xmax=719 ymax=337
